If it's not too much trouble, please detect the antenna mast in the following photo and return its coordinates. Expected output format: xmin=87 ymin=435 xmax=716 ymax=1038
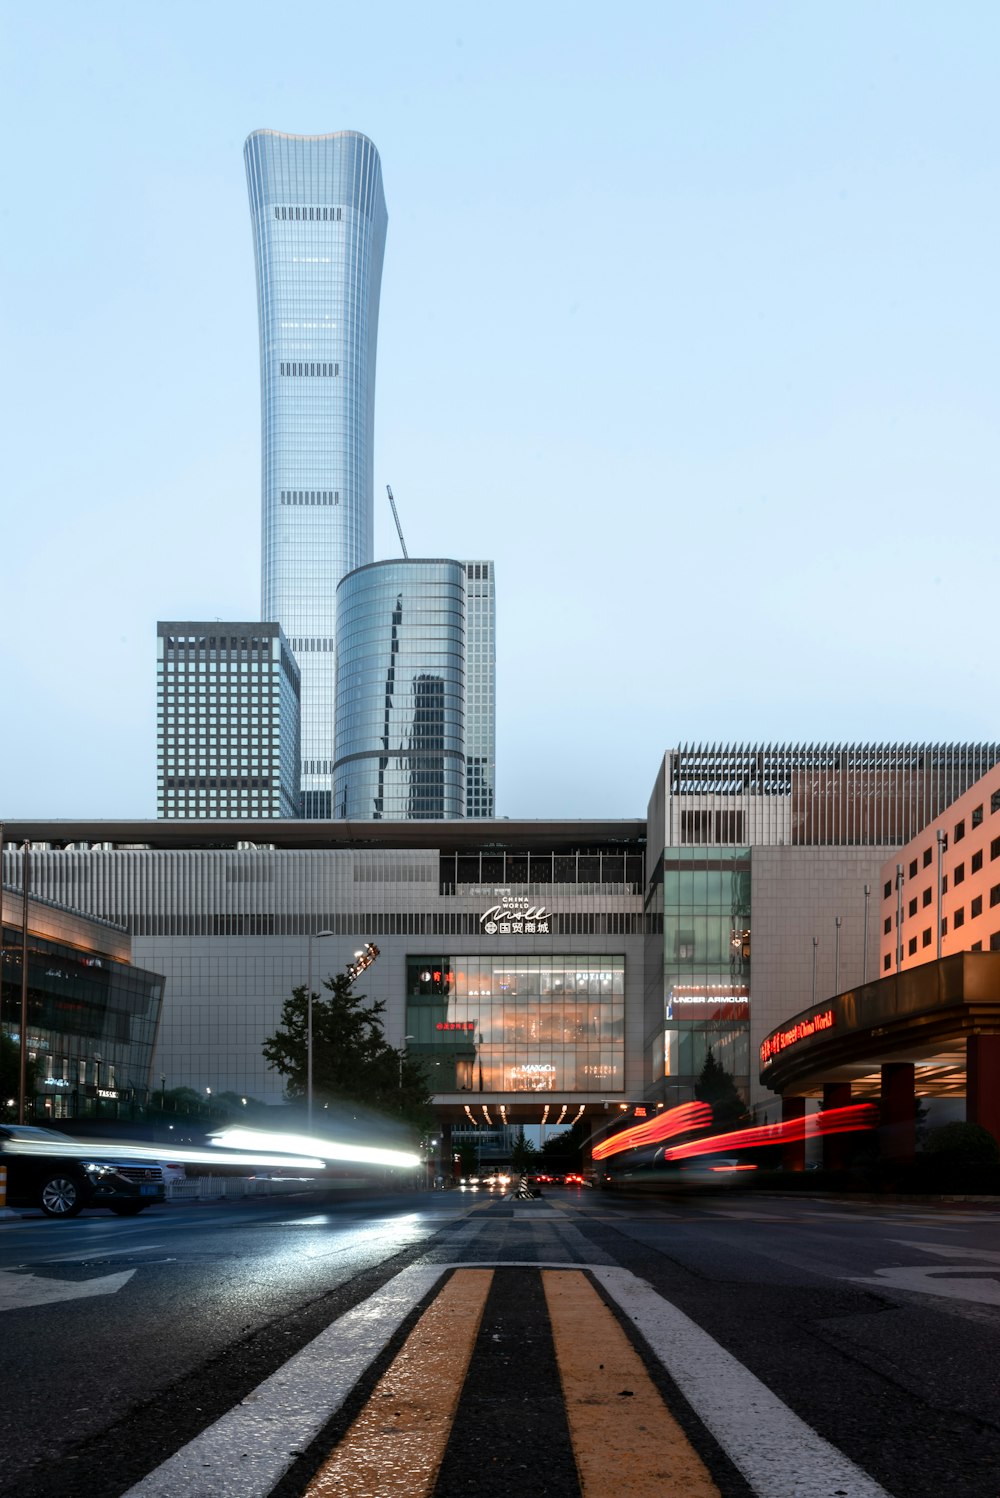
xmin=386 ymin=485 xmax=409 ymax=559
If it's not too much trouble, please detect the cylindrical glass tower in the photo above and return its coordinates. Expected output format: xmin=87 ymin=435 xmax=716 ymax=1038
xmin=244 ymin=130 xmax=388 ymax=818
xmin=333 ymin=561 xmax=466 ymax=819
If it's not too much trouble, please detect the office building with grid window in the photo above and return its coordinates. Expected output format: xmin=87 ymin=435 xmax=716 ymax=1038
xmin=156 ymin=623 xmax=301 ymax=819
xmin=878 ymin=765 xmax=1000 ymax=973
xmin=462 ymin=560 xmax=495 ymax=818
xmin=245 ymin=129 xmax=388 ymax=819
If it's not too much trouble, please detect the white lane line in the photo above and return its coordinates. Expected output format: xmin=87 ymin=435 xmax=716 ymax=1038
xmin=594 ymin=1265 xmax=891 ymax=1498
xmin=40 ymin=1244 xmax=167 ymax=1264
xmin=122 ymin=1263 xmax=445 ymax=1498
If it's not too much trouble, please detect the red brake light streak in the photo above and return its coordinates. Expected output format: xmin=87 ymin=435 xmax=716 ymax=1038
xmin=661 ymin=1104 xmax=879 ymax=1162
xmin=592 ymin=1101 xmax=713 ymax=1161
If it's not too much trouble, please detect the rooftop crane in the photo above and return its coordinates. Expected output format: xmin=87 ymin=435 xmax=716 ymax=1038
xmin=386 ymin=485 xmax=409 ymax=559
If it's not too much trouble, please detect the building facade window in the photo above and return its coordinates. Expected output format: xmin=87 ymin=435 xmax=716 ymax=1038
xmin=405 ymin=955 xmax=625 ymax=1092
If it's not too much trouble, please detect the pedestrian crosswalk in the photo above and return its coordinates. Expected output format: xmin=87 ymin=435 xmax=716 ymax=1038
xmin=123 ymin=1260 xmax=893 ymax=1498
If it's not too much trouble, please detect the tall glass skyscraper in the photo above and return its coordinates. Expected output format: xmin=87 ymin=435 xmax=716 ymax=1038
xmin=244 ymin=130 xmax=388 ymax=818
xmin=333 ymin=560 xmax=467 ymax=819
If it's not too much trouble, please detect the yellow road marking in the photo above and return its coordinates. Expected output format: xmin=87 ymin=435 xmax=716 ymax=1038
xmin=303 ymin=1268 xmax=493 ymax=1498
xmin=543 ymin=1269 xmax=721 ymax=1498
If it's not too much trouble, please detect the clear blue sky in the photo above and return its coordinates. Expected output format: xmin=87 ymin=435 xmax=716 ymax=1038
xmin=2 ymin=3 xmax=998 ymax=819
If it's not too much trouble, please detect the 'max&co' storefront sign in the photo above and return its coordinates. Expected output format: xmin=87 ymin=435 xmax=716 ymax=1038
xmin=480 ymin=894 xmax=551 ymax=936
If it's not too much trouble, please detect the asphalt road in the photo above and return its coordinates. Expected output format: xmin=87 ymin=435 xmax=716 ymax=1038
xmin=1 ymin=1187 xmax=998 ymax=1497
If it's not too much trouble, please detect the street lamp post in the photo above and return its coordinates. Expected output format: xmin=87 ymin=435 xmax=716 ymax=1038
xmin=306 ymin=929 xmax=335 ymax=1132
xmin=18 ymin=841 xmax=30 ymax=1124
xmin=399 ymin=1034 xmax=415 ymax=1089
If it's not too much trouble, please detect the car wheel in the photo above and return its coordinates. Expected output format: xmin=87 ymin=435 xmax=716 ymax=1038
xmin=39 ymin=1174 xmax=84 ymax=1218
xmin=109 ymin=1203 xmax=145 ymax=1216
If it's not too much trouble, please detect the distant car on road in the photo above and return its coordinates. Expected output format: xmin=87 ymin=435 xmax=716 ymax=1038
xmin=0 ymin=1125 xmax=166 ymax=1218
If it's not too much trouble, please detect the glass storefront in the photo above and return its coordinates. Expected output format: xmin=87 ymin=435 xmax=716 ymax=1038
xmin=1 ymin=926 xmax=164 ymax=1119
xmin=659 ymin=849 xmax=751 ymax=1091
xmin=406 ymin=954 xmax=625 ymax=1092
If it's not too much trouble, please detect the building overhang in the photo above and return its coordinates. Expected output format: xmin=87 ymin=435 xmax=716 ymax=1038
xmin=759 ymin=952 xmax=1000 ymax=1097
xmin=1 ymin=818 xmax=646 ymax=855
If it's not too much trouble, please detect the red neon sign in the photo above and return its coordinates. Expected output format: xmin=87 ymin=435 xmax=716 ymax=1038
xmin=435 ymin=1021 xmax=476 ymax=1031
xmin=760 ymin=1009 xmax=836 ymax=1066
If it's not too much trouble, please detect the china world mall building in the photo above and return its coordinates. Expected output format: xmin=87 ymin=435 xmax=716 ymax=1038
xmin=4 ymin=742 xmax=1000 ymax=1139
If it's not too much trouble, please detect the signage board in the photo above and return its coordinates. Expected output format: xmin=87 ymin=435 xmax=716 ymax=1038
xmin=480 ymin=895 xmax=551 ymax=936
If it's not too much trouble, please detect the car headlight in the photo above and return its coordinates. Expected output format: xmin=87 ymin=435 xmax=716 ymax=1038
xmin=82 ymin=1162 xmax=116 ymax=1180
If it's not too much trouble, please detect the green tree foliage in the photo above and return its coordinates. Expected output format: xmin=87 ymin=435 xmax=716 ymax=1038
xmin=695 ymin=1048 xmax=749 ymax=1131
xmin=0 ymin=1034 xmax=37 ymax=1118
xmin=511 ymin=1126 xmax=537 ymax=1173
xmin=539 ymin=1118 xmax=589 ymax=1170
xmin=262 ymin=969 xmax=432 ymax=1131
xmin=924 ymin=1121 xmax=999 ymax=1167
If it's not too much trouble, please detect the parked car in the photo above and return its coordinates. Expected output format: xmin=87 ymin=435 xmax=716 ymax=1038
xmin=158 ymin=1161 xmax=187 ymax=1186
xmin=0 ymin=1125 xmax=166 ymax=1218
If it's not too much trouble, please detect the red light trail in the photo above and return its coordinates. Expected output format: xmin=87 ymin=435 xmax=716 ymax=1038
xmin=592 ymin=1101 xmax=713 ymax=1161
xmin=661 ymin=1104 xmax=879 ymax=1162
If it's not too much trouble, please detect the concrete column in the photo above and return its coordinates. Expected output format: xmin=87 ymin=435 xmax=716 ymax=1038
xmin=967 ymin=1035 xmax=1000 ymax=1146
xmin=781 ymin=1097 xmax=807 ymax=1171
xmin=822 ymin=1082 xmax=853 ymax=1171
xmin=880 ymin=1062 xmax=916 ymax=1164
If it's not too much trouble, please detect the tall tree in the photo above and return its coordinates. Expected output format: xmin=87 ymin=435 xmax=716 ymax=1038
xmin=511 ymin=1126 xmax=537 ymax=1174
xmin=0 ymin=1035 xmax=37 ymax=1119
xmin=262 ymin=969 xmax=431 ymax=1131
xmin=695 ymin=1048 xmax=749 ymax=1131
xmin=539 ymin=1117 xmax=589 ymax=1170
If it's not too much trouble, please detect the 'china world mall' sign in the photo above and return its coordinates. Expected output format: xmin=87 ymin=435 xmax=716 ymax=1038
xmin=480 ymin=894 xmax=552 ymax=936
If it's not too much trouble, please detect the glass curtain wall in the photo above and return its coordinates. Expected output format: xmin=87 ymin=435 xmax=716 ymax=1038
xmin=334 ymin=560 xmax=466 ymax=819
xmin=1 ymin=928 xmax=164 ymax=1120
xmin=406 ymin=955 xmax=625 ymax=1092
xmin=660 ymin=848 xmax=751 ymax=1096
xmin=245 ymin=130 xmax=388 ymax=818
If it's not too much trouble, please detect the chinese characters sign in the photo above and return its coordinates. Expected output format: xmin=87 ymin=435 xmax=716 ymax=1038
xmin=480 ymin=896 xmax=552 ymax=936
xmin=759 ymin=1009 xmax=835 ymax=1067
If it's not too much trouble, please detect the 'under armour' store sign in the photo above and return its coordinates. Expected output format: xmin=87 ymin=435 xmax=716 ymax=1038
xmin=480 ymin=896 xmax=552 ymax=935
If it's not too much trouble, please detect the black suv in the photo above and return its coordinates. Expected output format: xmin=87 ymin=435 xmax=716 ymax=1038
xmin=0 ymin=1125 xmax=166 ymax=1218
